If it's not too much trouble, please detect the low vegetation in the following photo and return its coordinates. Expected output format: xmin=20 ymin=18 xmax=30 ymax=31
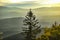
xmin=37 ymin=22 xmax=60 ymax=40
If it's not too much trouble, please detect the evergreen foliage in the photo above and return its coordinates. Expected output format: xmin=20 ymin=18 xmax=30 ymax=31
xmin=36 ymin=22 xmax=60 ymax=40
xmin=23 ymin=9 xmax=41 ymax=40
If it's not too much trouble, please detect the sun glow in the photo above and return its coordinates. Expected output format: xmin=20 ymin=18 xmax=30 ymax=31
xmin=9 ymin=0 xmax=21 ymax=3
xmin=40 ymin=0 xmax=60 ymax=4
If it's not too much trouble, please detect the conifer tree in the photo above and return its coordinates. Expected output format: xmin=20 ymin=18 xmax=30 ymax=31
xmin=23 ymin=9 xmax=41 ymax=40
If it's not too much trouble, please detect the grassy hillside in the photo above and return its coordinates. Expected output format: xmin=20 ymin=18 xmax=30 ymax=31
xmin=0 ymin=17 xmax=24 ymax=38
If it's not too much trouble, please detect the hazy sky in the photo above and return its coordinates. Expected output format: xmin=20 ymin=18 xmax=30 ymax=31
xmin=0 ymin=0 xmax=60 ymax=9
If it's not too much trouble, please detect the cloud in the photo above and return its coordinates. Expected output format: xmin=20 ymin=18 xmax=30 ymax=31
xmin=4 ymin=2 xmax=41 ymax=9
xmin=0 ymin=0 xmax=60 ymax=9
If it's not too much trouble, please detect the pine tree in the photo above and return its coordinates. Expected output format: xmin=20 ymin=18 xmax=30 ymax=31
xmin=23 ymin=9 xmax=41 ymax=40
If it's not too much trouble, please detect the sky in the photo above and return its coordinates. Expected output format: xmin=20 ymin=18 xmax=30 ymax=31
xmin=0 ymin=0 xmax=60 ymax=9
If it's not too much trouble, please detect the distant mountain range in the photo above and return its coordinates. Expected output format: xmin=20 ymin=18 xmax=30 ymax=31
xmin=0 ymin=6 xmax=60 ymax=19
xmin=0 ymin=6 xmax=27 ymax=9
xmin=0 ymin=6 xmax=28 ymax=19
xmin=34 ymin=7 xmax=60 ymax=10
